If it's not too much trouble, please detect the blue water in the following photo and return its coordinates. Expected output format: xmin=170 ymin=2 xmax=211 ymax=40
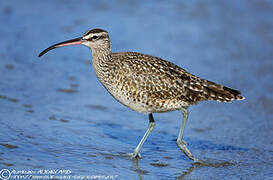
xmin=0 ymin=0 xmax=273 ymax=179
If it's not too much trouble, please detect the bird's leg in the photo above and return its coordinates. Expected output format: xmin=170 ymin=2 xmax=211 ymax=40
xmin=177 ymin=108 xmax=199 ymax=162
xmin=127 ymin=113 xmax=155 ymax=159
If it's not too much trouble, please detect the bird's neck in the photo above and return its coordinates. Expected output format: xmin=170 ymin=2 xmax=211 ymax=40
xmin=91 ymin=43 xmax=111 ymax=61
xmin=91 ymin=48 xmax=112 ymax=80
xmin=92 ymin=49 xmax=111 ymax=59
xmin=92 ymin=47 xmax=111 ymax=65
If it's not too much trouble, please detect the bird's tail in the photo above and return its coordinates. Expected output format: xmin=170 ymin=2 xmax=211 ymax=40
xmin=202 ymin=80 xmax=245 ymax=102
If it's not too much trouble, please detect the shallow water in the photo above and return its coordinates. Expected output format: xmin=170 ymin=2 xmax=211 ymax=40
xmin=0 ymin=0 xmax=273 ymax=179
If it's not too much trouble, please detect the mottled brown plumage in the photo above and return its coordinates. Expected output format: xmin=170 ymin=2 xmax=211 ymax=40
xmin=110 ymin=52 xmax=244 ymax=110
xmin=39 ymin=28 xmax=245 ymax=161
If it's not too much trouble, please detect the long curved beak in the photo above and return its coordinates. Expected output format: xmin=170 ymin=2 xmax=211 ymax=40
xmin=38 ymin=37 xmax=83 ymax=57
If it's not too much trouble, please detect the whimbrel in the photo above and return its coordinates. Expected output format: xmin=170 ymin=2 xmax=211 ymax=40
xmin=38 ymin=28 xmax=244 ymax=161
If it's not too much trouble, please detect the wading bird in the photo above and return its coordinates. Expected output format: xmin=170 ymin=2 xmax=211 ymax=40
xmin=39 ymin=28 xmax=244 ymax=161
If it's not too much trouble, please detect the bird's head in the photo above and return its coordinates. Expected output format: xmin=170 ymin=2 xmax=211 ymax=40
xmin=38 ymin=28 xmax=111 ymax=57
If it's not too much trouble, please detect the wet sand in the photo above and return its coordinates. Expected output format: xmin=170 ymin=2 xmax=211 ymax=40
xmin=0 ymin=1 xmax=272 ymax=179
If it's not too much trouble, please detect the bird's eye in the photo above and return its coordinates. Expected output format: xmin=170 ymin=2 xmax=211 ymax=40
xmin=92 ymin=35 xmax=98 ymax=40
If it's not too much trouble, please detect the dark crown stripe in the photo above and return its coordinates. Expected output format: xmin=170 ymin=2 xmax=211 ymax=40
xmin=84 ymin=28 xmax=107 ymax=36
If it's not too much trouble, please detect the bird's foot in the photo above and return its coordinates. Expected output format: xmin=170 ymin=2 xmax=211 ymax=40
xmin=126 ymin=151 xmax=142 ymax=159
xmin=177 ymin=139 xmax=200 ymax=162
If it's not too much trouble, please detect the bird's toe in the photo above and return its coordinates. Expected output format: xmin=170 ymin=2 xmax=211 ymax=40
xmin=126 ymin=152 xmax=142 ymax=159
